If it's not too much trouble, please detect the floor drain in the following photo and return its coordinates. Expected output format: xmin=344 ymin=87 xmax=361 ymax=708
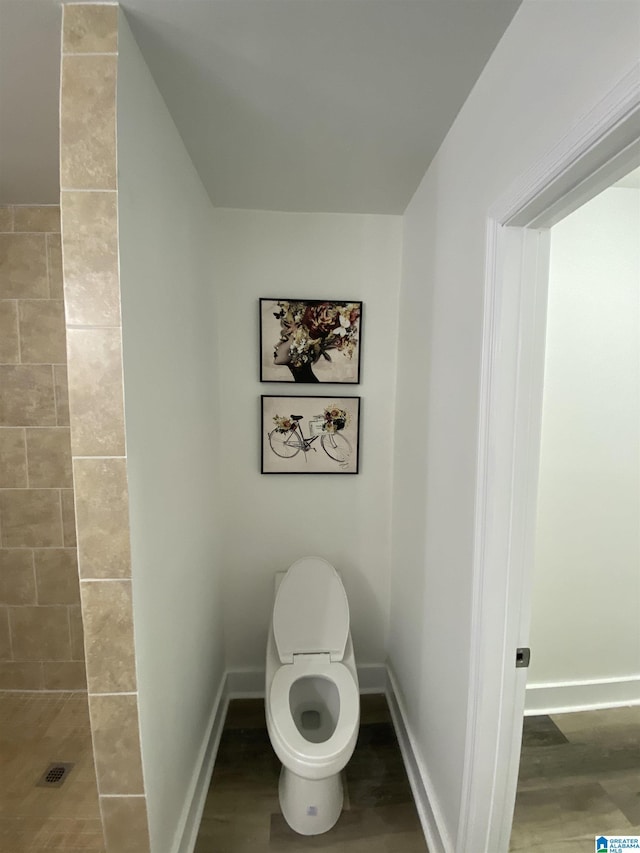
xmin=36 ymin=762 xmax=74 ymax=788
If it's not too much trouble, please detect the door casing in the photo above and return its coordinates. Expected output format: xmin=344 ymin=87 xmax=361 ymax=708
xmin=457 ymin=61 xmax=640 ymax=853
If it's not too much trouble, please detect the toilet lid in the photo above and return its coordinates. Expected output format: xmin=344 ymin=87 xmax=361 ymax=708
xmin=273 ymin=557 xmax=350 ymax=663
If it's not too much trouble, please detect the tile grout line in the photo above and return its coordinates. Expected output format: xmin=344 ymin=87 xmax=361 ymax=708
xmin=1 ymin=360 xmax=68 ymax=366
xmin=0 ymin=486 xmax=69 ymax=491
xmin=90 ymin=691 xmax=137 ymax=697
xmin=67 ymin=324 xmax=123 ymax=331
xmin=4 ymin=603 xmax=79 ymax=610
xmin=53 ymin=366 xmax=62 ymax=426
xmin=16 ymin=296 xmax=23 ymax=366
xmin=33 ymin=542 xmax=40 ymax=606
xmin=65 ymin=606 xmax=73 ymax=679
xmin=30 ymin=549 xmax=37 ymax=621
xmin=74 ymin=455 xmax=126 ymax=461
xmin=62 ymin=51 xmax=118 ymax=58
xmin=57 ymin=485 xmax=66 ymax=555
xmin=3 ymin=426 xmax=70 ymax=431
xmin=79 ymin=578 xmax=131 ymax=584
xmin=61 ymin=188 xmax=118 ymax=193
xmin=0 ymin=545 xmax=77 ymax=550
xmin=4 ymin=605 xmax=14 ymax=663
xmin=22 ymin=428 xmax=29 ymax=489
xmin=44 ymin=228 xmax=52 ymax=298
xmin=99 ymin=794 xmax=146 ymax=799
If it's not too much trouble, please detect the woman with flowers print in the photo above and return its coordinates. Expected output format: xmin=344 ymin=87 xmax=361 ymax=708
xmin=272 ymin=300 xmax=360 ymax=382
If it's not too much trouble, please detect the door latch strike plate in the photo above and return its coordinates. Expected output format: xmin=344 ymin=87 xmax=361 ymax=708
xmin=516 ymin=647 xmax=531 ymax=668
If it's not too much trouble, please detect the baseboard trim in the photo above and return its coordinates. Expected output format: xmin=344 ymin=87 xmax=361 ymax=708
xmin=176 ymin=663 xmax=439 ymax=853
xmin=226 ymin=667 xmax=264 ymax=698
xmin=385 ymin=666 xmax=452 ymax=853
xmin=173 ymin=675 xmax=228 ymax=853
xmin=357 ymin=663 xmax=388 ymax=693
xmin=525 ymin=675 xmax=640 ymax=715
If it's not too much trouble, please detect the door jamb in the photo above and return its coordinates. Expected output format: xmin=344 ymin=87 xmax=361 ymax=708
xmin=457 ymin=61 xmax=640 ymax=853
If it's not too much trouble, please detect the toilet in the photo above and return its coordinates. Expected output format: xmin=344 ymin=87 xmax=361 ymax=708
xmin=265 ymin=556 xmax=360 ymax=835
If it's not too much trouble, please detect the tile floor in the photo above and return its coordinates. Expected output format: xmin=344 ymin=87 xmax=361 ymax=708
xmin=510 ymin=706 xmax=640 ymax=852
xmin=0 ymin=691 xmax=104 ymax=852
xmin=195 ymin=694 xmax=429 ymax=853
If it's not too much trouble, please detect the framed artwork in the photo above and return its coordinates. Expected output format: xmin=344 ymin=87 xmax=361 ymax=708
xmin=262 ymin=395 xmax=360 ymax=474
xmin=260 ymin=299 xmax=362 ymax=383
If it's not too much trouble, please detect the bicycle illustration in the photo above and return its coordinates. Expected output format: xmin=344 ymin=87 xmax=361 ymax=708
xmin=268 ymin=410 xmax=352 ymax=466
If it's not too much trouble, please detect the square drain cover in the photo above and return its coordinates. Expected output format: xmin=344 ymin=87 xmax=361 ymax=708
xmin=36 ymin=762 xmax=74 ymax=788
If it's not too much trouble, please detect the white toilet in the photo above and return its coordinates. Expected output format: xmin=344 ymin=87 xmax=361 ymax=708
xmin=265 ymin=556 xmax=360 ymax=835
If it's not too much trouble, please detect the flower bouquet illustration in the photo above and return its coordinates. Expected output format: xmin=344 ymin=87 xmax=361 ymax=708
xmin=261 ymin=396 xmax=360 ymax=474
xmin=260 ymin=299 xmax=362 ymax=383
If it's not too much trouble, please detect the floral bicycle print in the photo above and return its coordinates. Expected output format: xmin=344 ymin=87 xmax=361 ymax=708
xmin=269 ymin=405 xmax=352 ymax=465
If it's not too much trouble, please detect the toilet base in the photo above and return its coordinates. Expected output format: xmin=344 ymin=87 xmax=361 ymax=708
xmin=278 ymin=765 xmax=343 ymax=835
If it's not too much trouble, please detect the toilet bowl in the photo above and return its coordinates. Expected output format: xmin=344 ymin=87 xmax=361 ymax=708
xmin=265 ymin=556 xmax=360 ymax=835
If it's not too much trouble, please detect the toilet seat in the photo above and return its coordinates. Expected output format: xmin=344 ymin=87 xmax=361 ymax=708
xmin=269 ymin=658 xmax=359 ymax=763
xmin=273 ymin=557 xmax=349 ymax=664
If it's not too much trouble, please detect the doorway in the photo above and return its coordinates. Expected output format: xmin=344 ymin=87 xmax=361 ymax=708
xmin=509 ymin=169 xmax=640 ymax=850
xmin=457 ymin=65 xmax=640 ymax=853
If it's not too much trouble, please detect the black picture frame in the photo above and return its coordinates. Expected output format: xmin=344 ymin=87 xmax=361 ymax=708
xmin=259 ymin=298 xmax=362 ymax=383
xmin=261 ymin=395 xmax=361 ymax=474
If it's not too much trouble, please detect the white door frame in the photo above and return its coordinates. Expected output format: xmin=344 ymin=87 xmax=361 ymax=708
xmin=457 ymin=61 xmax=640 ymax=853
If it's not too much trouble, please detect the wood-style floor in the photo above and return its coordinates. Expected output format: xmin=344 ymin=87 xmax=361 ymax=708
xmin=195 ymin=694 xmax=429 ymax=853
xmin=510 ymin=706 xmax=640 ymax=852
xmin=3 ymin=691 xmax=635 ymax=852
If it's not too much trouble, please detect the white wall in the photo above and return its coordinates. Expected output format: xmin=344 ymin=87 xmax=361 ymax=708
xmin=389 ymin=1 xmax=640 ymax=848
xmin=116 ymin=15 xmax=225 ymax=853
xmin=528 ymin=186 xmax=640 ymax=700
xmin=212 ymin=209 xmax=402 ymax=670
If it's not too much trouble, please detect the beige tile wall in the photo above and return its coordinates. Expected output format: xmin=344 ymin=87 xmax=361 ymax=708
xmin=0 ymin=205 xmax=86 ymax=692
xmin=60 ymin=5 xmax=151 ymax=851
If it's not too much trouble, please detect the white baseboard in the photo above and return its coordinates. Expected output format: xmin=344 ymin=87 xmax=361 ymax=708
xmin=175 ymin=663 xmax=438 ymax=853
xmin=385 ymin=666 xmax=452 ymax=853
xmin=525 ymin=675 xmax=640 ymax=715
xmin=357 ymin=663 xmax=388 ymax=692
xmin=172 ymin=675 xmax=228 ymax=853
xmin=226 ymin=667 xmax=264 ymax=697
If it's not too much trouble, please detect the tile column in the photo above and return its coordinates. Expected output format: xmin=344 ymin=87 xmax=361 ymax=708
xmin=60 ymin=5 xmax=150 ymax=851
